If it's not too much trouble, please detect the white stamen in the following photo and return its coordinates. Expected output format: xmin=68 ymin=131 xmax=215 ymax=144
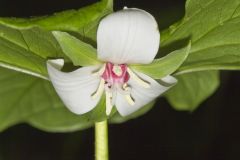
xmin=125 ymin=94 xmax=135 ymax=106
xmin=115 ymin=83 xmax=130 ymax=95
xmin=123 ymin=83 xmax=128 ymax=90
xmin=104 ymin=83 xmax=113 ymax=92
xmin=122 ymin=83 xmax=132 ymax=94
xmin=112 ymin=65 xmax=122 ymax=76
xmin=117 ymin=83 xmax=135 ymax=105
xmin=92 ymin=64 xmax=106 ymax=76
xmin=106 ymin=91 xmax=113 ymax=115
xmin=111 ymin=89 xmax=117 ymax=106
xmin=91 ymin=78 xmax=105 ymax=99
xmin=127 ymin=68 xmax=150 ymax=88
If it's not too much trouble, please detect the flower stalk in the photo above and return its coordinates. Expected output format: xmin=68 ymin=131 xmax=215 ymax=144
xmin=95 ymin=120 xmax=109 ymax=160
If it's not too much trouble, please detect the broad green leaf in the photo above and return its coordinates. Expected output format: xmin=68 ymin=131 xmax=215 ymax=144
xmin=0 ymin=0 xmax=113 ymax=41
xmin=0 ymin=25 xmax=65 ymax=79
xmin=165 ymin=71 xmax=220 ymax=111
xmin=53 ymin=31 xmax=101 ymax=66
xmin=0 ymin=0 xmax=113 ymax=79
xmin=0 ymin=67 xmax=91 ymax=132
xmin=131 ymin=41 xmax=191 ymax=79
xmin=0 ymin=66 xmax=114 ymax=132
xmin=161 ymin=0 xmax=240 ymax=73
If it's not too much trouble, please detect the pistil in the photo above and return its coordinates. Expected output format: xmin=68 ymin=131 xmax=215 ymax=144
xmin=112 ymin=65 xmax=123 ymax=76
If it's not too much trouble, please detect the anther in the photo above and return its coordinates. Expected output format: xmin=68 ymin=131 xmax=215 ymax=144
xmin=125 ymin=94 xmax=135 ymax=106
xmin=122 ymin=83 xmax=131 ymax=92
xmin=91 ymin=64 xmax=106 ymax=76
xmin=123 ymin=83 xmax=128 ymax=89
xmin=91 ymin=79 xmax=105 ymax=99
xmin=127 ymin=68 xmax=150 ymax=88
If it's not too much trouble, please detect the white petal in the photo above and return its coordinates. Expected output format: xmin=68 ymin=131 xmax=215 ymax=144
xmin=47 ymin=59 xmax=103 ymax=115
xmin=97 ymin=8 xmax=160 ymax=64
xmin=115 ymin=71 xmax=177 ymax=116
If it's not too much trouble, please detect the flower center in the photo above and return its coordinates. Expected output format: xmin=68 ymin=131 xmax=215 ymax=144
xmin=101 ymin=62 xmax=130 ymax=85
xmin=91 ymin=62 xmax=151 ymax=116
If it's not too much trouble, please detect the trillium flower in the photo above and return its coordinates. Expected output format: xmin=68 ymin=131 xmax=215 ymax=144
xmin=47 ymin=8 xmax=177 ymax=116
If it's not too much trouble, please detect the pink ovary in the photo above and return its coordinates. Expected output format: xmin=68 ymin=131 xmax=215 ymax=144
xmin=101 ymin=62 xmax=130 ymax=85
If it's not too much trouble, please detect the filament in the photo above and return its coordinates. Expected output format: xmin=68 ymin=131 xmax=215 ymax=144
xmin=127 ymin=68 xmax=150 ymax=88
xmin=92 ymin=64 xmax=106 ymax=76
xmin=106 ymin=91 xmax=113 ymax=115
xmin=125 ymin=94 xmax=135 ymax=106
xmin=91 ymin=78 xmax=105 ymax=99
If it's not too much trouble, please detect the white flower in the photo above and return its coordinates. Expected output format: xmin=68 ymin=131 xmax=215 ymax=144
xmin=47 ymin=8 xmax=177 ymax=116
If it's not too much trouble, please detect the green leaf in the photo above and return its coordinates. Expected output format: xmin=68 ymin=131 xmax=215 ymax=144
xmin=131 ymin=41 xmax=191 ymax=79
xmin=0 ymin=67 xmax=90 ymax=132
xmin=161 ymin=0 xmax=240 ymax=73
xmin=0 ymin=0 xmax=113 ymax=78
xmin=52 ymin=31 xmax=101 ymax=66
xmin=0 ymin=0 xmax=113 ymax=40
xmin=0 ymin=25 xmax=65 ymax=79
xmin=0 ymin=66 xmax=120 ymax=132
xmin=165 ymin=71 xmax=220 ymax=111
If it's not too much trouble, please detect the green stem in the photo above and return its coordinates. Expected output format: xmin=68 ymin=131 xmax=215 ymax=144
xmin=95 ymin=120 xmax=109 ymax=160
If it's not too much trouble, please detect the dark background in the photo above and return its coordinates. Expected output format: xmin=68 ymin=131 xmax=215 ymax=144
xmin=1 ymin=0 xmax=240 ymax=160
